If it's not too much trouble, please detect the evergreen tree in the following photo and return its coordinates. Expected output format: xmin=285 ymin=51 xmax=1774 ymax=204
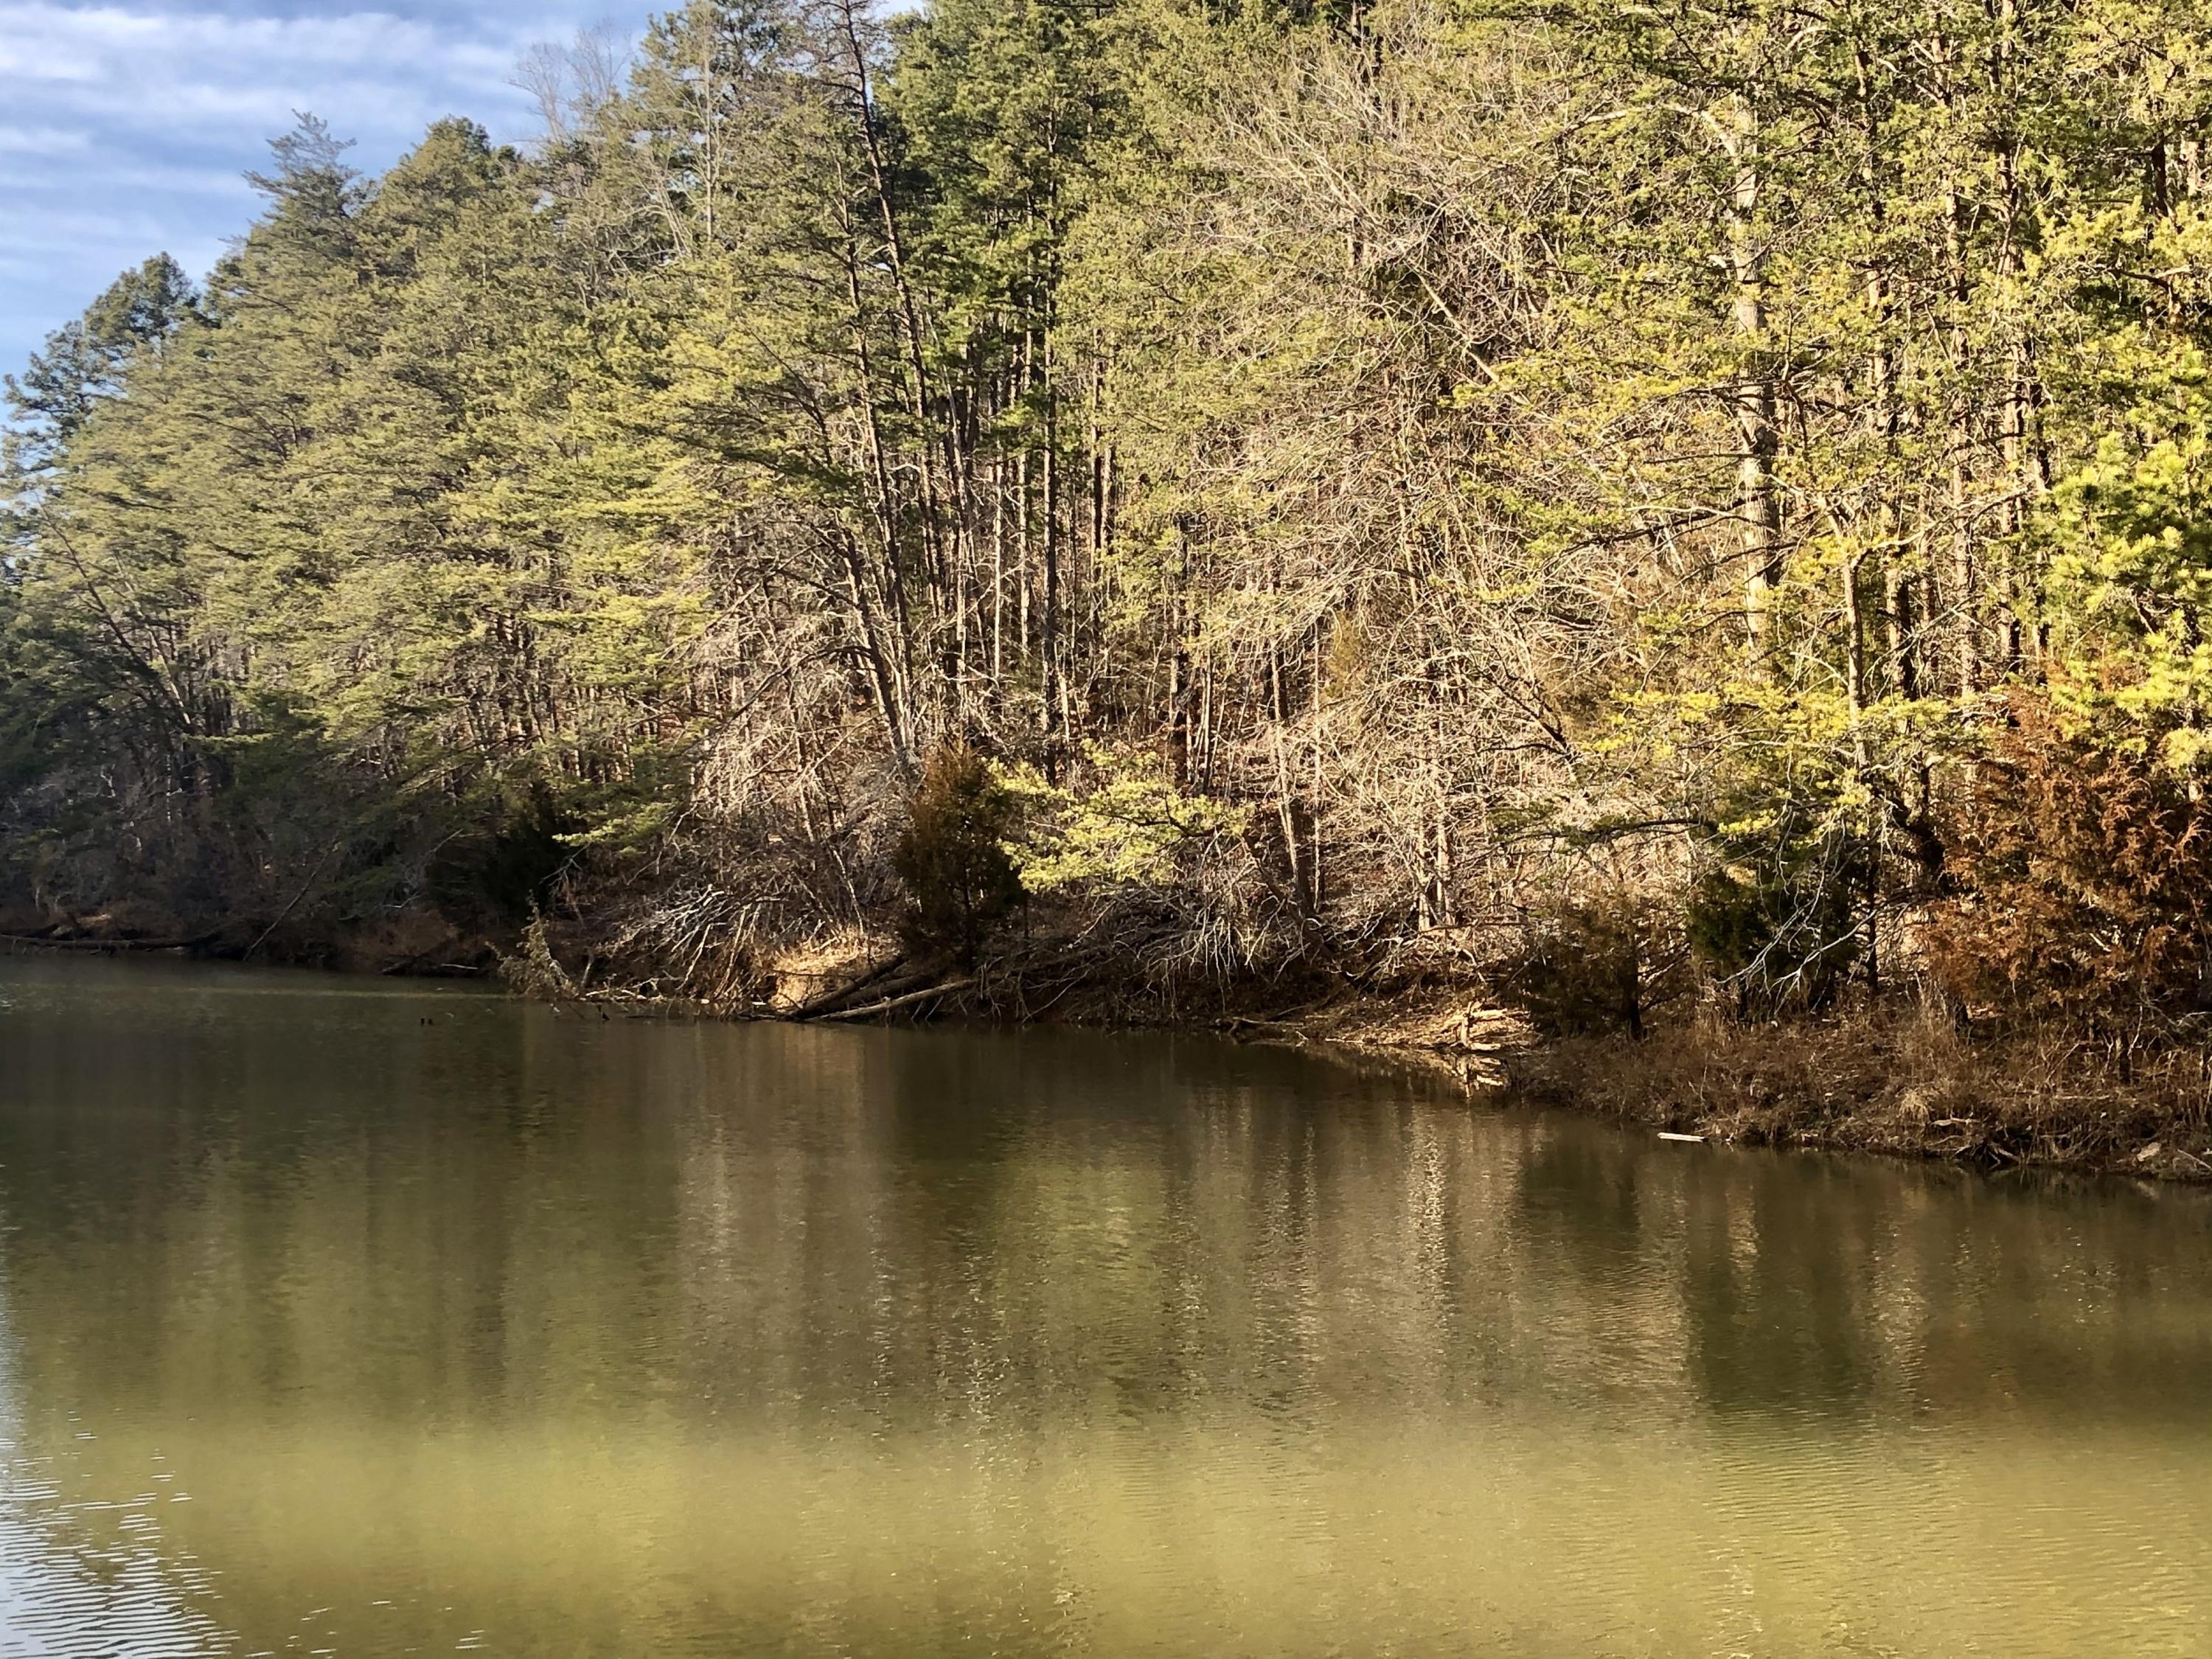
xmin=4 ymin=0 xmax=2209 ymax=1037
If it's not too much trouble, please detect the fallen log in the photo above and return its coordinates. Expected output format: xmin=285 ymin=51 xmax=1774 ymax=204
xmin=2 ymin=932 xmax=220 ymax=953
xmin=785 ymin=957 xmax=908 ymax=1020
xmin=815 ymin=978 xmax=973 ymax=1023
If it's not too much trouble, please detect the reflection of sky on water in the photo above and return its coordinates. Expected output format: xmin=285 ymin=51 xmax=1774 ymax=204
xmin=0 ymin=1246 xmax=232 ymax=1658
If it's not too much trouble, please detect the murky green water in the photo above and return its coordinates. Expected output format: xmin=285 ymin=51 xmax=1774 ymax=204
xmin=0 ymin=956 xmax=2208 ymax=1658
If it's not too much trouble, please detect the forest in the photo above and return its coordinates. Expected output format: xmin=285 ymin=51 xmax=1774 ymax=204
xmin=4 ymin=0 xmax=2211 ymax=1137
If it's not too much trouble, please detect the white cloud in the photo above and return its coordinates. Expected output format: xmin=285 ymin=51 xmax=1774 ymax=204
xmin=0 ymin=5 xmax=504 ymax=83
xmin=0 ymin=0 xmax=613 ymax=369
xmin=0 ymin=5 xmax=530 ymax=139
xmin=0 ymin=125 xmax=94 ymax=153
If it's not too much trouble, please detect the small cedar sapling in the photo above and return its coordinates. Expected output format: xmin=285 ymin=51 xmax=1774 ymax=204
xmin=891 ymin=745 xmax=1025 ymax=970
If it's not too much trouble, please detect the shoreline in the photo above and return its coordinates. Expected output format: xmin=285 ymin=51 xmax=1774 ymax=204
xmin=1506 ymin=1018 xmax=2212 ymax=1187
xmin=1211 ymin=992 xmax=2211 ymax=1187
xmin=10 ymin=928 xmax=2208 ymax=1186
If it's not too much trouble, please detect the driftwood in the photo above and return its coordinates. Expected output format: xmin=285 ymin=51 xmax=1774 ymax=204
xmin=2 ymin=932 xmax=218 ymax=953
xmin=785 ymin=956 xmax=909 ymax=1020
xmin=815 ymin=978 xmax=973 ymax=1023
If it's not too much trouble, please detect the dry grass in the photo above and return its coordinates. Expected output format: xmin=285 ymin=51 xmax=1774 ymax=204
xmin=1518 ymin=1006 xmax=2212 ymax=1181
xmin=763 ymin=932 xmax=900 ymax=1012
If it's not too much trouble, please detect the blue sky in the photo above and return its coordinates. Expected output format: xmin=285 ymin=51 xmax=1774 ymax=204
xmin=0 ymin=1 xmax=625 ymax=377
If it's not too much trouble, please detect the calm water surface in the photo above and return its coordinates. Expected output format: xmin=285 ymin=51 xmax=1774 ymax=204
xmin=0 ymin=955 xmax=2208 ymax=1658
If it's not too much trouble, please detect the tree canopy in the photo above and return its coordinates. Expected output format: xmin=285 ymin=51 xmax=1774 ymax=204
xmin=6 ymin=0 xmax=2211 ymax=1042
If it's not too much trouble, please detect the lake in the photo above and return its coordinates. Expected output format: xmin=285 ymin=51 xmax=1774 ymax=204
xmin=0 ymin=954 xmax=2207 ymax=1657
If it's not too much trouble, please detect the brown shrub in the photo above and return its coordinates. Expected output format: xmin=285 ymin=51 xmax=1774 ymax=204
xmin=1924 ymin=694 xmax=2212 ymax=1048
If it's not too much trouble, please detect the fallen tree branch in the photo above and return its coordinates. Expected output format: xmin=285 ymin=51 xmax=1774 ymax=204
xmin=3 ymin=931 xmax=220 ymax=953
xmin=814 ymin=978 xmax=973 ymax=1023
xmin=245 ymin=838 xmax=346 ymax=961
xmin=785 ymin=956 xmax=908 ymax=1019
